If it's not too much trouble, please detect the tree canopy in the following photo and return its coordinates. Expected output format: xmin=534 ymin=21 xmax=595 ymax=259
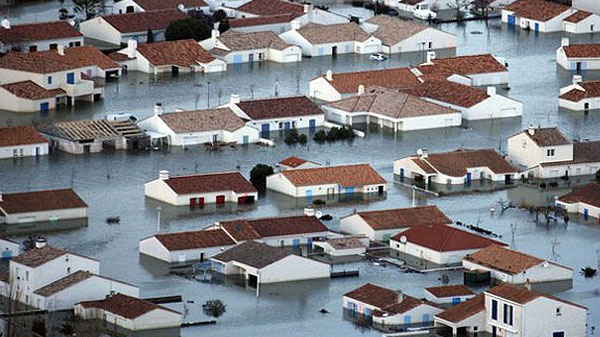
xmin=165 ymin=18 xmax=212 ymax=41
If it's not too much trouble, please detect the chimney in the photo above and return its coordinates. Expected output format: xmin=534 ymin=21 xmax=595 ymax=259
xmin=527 ymin=124 xmax=535 ymax=136
xmin=303 ymin=4 xmax=310 ymax=13
xmin=230 ymin=94 xmax=240 ymax=104
xmin=325 ymin=70 xmax=333 ymax=81
xmin=0 ymin=191 xmax=2 ymax=202
xmin=304 ymin=207 xmax=315 ymax=216
xmin=486 ymin=86 xmax=496 ymax=96
xmin=417 ymin=148 xmax=428 ymax=158
xmin=211 ymin=28 xmax=220 ymax=39
xmin=1 ymin=17 xmax=10 ymax=29
xmin=159 ymin=170 xmax=169 ymax=180
xmin=35 ymin=237 xmax=47 ymax=249
xmin=154 ymin=103 xmax=164 ymax=115
xmin=396 ymin=290 xmax=404 ymax=302
xmin=561 ymin=37 xmax=569 ymax=47
xmin=57 ymin=45 xmax=65 ymax=56
xmin=357 ymin=84 xmax=364 ymax=95
xmin=572 ymin=75 xmax=583 ymax=85
xmin=426 ymin=51 xmax=436 ymax=65
xmin=291 ymin=19 xmax=301 ymax=30
xmin=215 ymin=221 xmax=220 ymax=228
xmin=127 ymin=39 xmax=137 ymax=59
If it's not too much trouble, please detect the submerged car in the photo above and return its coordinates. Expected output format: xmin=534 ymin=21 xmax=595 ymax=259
xmin=370 ymin=53 xmax=388 ymax=61
xmin=413 ymin=4 xmax=437 ymax=20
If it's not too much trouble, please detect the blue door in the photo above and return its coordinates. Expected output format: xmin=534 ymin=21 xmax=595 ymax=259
xmin=403 ymin=315 xmax=411 ymax=326
xmin=422 ymin=314 xmax=430 ymax=324
xmin=40 ymin=102 xmax=49 ymax=114
xmin=243 ymin=135 xmax=249 ymax=144
xmin=399 ymin=168 xmax=404 ymax=178
xmin=233 ymin=54 xmax=243 ymax=63
xmin=507 ymin=15 xmax=515 ymax=26
xmin=292 ymin=238 xmax=300 ymax=248
xmin=66 ymin=72 xmax=75 ymax=84
xmin=534 ymin=22 xmax=539 ymax=32
xmin=284 ymin=122 xmax=291 ymax=130
xmin=346 ymin=186 xmax=354 ymax=194
xmin=1 ymin=249 xmax=12 ymax=259
xmin=261 ymin=123 xmax=270 ymax=138
xmin=306 ymin=189 xmax=313 ymax=202
xmin=466 ymin=172 xmax=472 ymax=185
xmin=66 ymin=96 xmax=72 ymax=106
xmin=347 ymin=301 xmax=355 ymax=311
xmin=584 ymin=208 xmax=589 ymax=220
xmin=452 ymin=297 xmax=461 ymax=305
xmin=364 ymin=307 xmax=371 ymax=317
xmin=309 ymin=119 xmax=316 ymax=130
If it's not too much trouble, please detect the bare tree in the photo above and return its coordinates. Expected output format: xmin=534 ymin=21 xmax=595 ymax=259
xmin=446 ymin=0 xmax=470 ymax=21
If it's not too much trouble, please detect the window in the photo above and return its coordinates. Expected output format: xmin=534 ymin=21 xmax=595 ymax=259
xmin=13 ymin=149 xmax=17 ymax=157
xmin=547 ymin=149 xmax=555 ymax=157
xmin=503 ymin=303 xmax=513 ymax=325
xmin=25 ymin=271 xmax=29 ymax=281
xmin=491 ymin=299 xmax=498 ymax=320
xmin=47 ymin=76 xmax=52 ymax=85
xmin=49 ymin=43 xmax=58 ymax=50
xmin=556 ymin=306 xmax=562 ymax=316
xmin=29 ymin=45 xmax=37 ymax=52
xmin=428 ymin=42 xmax=432 ymax=49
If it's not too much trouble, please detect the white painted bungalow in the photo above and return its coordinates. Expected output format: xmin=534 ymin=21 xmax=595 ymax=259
xmin=563 ymin=11 xmax=600 ymax=34
xmin=0 ymin=188 xmax=87 ymax=225
xmin=501 ymin=0 xmax=575 ymax=33
xmin=434 ymin=294 xmax=486 ymax=336
xmin=393 ymin=148 xmax=517 ymax=186
xmin=0 ymin=19 xmax=83 ymax=53
xmin=416 ymin=52 xmax=509 ymax=87
xmin=224 ymin=95 xmax=324 ymax=134
xmin=210 ymin=241 xmax=330 ymax=284
xmin=76 ymin=294 xmax=181 ymax=331
xmin=144 ymin=170 xmax=257 ymax=206
xmin=200 ymin=30 xmax=301 ymax=64
xmin=136 ymin=106 xmax=260 ymax=147
xmin=279 ymin=22 xmax=381 ymax=57
xmin=556 ymin=183 xmax=600 ymax=220
xmin=35 ymin=45 xmax=121 ymax=78
xmin=559 ymin=76 xmax=600 ymax=111
xmin=556 ymin=38 xmax=600 ymax=71
xmin=389 ymin=225 xmax=506 ymax=265
xmin=507 ymin=127 xmax=600 ymax=178
xmin=79 ymin=10 xmax=188 ymax=46
xmin=0 ymin=126 xmax=48 ymax=159
xmin=114 ymin=0 xmax=208 ymax=14
xmin=343 ymin=283 xmax=443 ymax=326
xmin=323 ymin=86 xmax=461 ymax=132
xmin=139 ymin=228 xmax=236 ymax=263
xmin=339 ymin=205 xmax=452 ymax=241
xmin=266 ymin=163 xmax=387 ymax=198
xmin=278 ymin=156 xmax=321 ymax=170
xmin=364 ymin=15 xmax=456 ymax=54
xmin=463 ymin=245 xmax=574 ymax=284
xmin=424 ymin=285 xmax=475 ymax=305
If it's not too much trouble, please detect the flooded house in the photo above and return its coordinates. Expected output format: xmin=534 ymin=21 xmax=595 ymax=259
xmin=277 ymin=156 xmax=321 ymax=170
xmin=0 ymin=125 xmax=48 ymax=159
xmin=0 ymin=19 xmax=83 ymax=53
xmin=556 ymin=182 xmax=600 ymax=220
xmin=556 ymin=39 xmax=600 ymax=71
xmin=558 ymin=75 xmax=600 ymax=111
xmin=424 ymin=285 xmax=475 ymax=305
xmin=113 ymin=0 xmax=208 ymax=14
xmin=144 ymin=170 xmax=257 ymax=207
xmin=0 ymin=188 xmax=87 ymax=225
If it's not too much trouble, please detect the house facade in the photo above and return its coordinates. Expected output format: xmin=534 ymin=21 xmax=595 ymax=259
xmin=0 ymin=188 xmax=88 ymax=225
xmin=424 ymin=285 xmax=475 ymax=305
xmin=558 ymin=77 xmax=600 ymax=111
xmin=556 ymin=183 xmax=600 ymax=220
xmin=0 ymin=20 xmax=83 ymax=53
xmin=556 ymin=38 xmax=600 ymax=71
xmin=0 ymin=126 xmax=48 ymax=159
xmin=113 ymin=0 xmax=208 ymax=14
xmin=501 ymin=0 xmax=575 ymax=33
xmin=139 ymin=229 xmax=236 ymax=263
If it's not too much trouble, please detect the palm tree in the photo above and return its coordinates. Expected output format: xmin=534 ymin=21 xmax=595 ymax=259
xmin=73 ymin=0 xmax=100 ymax=20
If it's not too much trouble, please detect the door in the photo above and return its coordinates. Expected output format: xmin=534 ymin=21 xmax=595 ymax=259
xmin=332 ymin=45 xmax=337 ymax=56
xmin=40 ymin=102 xmax=49 ymax=114
xmin=309 ymin=119 xmax=316 ymax=130
xmin=306 ymin=189 xmax=312 ymax=202
xmin=66 ymin=96 xmax=73 ymax=106
xmin=189 ymin=198 xmax=197 ymax=207
xmin=198 ymin=197 xmax=204 ymax=207
xmin=403 ymin=315 xmax=411 ymax=326
xmin=507 ymin=15 xmax=515 ymax=26
xmin=452 ymin=297 xmax=461 ymax=305
xmin=233 ymin=54 xmax=243 ymax=63
xmin=584 ymin=208 xmax=589 ymax=220
xmin=534 ymin=22 xmax=539 ymax=32
xmin=243 ymin=135 xmax=249 ymax=144
xmin=216 ymin=195 xmax=225 ymax=204
xmin=284 ymin=122 xmax=291 ymax=131
xmin=292 ymin=238 xmax=301 ymax=248
xmin=171 ymin=66 xmax=179 ymax=75
xmin=200 ymin=252 xmax=205 ymax=262
xmin=585 ymin=102 xmax=589 ymax=110
xmin=346 ymin=186 xmax=354 ymax=194
xmin=249 ymin=53 xmax=254 ymax=62
xmin=378 ymin=185 xmax=384 ymax=195
xmin=422 ymin=314 xmax=430 ymax=324
xmin=247 ymin=274 xmax=258 ymax=288
xmin=466 ymin=172 xmax=472 ymax=185
xmin=66 ymin=72 xmax=75 ymax=84
xmin=237 ymin=196 xmax=246 ymax=204
xmin=261 ymin=123 xmax=270 ymax=138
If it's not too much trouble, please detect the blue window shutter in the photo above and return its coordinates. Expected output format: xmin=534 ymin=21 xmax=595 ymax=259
xmin=491 ymin=299 xmax=498 ymax=320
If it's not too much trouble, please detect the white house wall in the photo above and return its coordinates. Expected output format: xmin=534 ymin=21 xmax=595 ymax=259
xmin=144 ymin=179 xmax=258 ymax=206
xmin=259 ymin=255 xmax=330 ymax=283
xmin=390 ymin=239 xmax=482 ymax=265
xmin=0 ymin=142 xmax=48 ymax=159
xmin=556 ymin=200 xmax=600 ymax=219
xmin=309 ymin=77 xmax=342 ymax=102
xmin=80 ymin=17 xmax=124 ymax=46
xmin=3 ymin=206 xmax=87 ymax=225
xmin=373 ymin=303 xmax=443 ymax=325
xmin=502 ymin=9 xmax=575 ymax=32
xmin=519 ymin=297 xmax=587 ymax=337
xmin=507 ymin=132 xmax=573 ymax=171
xmin=462 ymin=259 xmax=572 ymax=284
xmin=246 ymin=114 xmax=324 ymax=131
xmin=389 ymin=28 xmax=456 ymax=54
xmin=558 ymin=95 xmax=600 ymax=111
xmin=0 ymin=37 xmax=84 ymax=54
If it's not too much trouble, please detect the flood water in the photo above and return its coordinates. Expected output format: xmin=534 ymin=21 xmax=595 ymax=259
xmin=1 ymin=4 xmax=600 ymax=336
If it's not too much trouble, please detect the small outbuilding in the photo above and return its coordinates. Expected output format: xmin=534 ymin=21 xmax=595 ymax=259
xmin=0 ymin=188 xmax=87 ymax=225
xmin=556 ymin=183 xmax=600 ymax=220
xmin=424 ymin=285 xmax=475 ymax=305
xmin=556 ymin=38 xmax=600 ymax=71
xmin=278 ymin=156 xmax=321 ymax=170
xmin=0 ymin=126 xmax=48 ymax=159
xmin=559 ymin=76 xmax=600 ymax=111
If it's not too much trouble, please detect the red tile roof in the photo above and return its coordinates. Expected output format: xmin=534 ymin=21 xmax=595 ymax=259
xmin=162 ymin=171 xmax=256 ymax=195
xmin=136 ymin=39 xmax=215 ymax=66
xmin=0 ymin=125 xmax=48 ymax=147
xmin=0 ymin=51 xmax=79 ymax=73
xmin=0 ymin=188 xmax=87 ymax=215
xmin=417 ymin=54 xmax=507 ymax=77
xmin=12 ymin=246 xmax=68 ymax=267
xmin=153 ymin=228 xmax=236 ymax=251
xmin=344 ymin=283 xmax=400 ymax=309
xmin=236 ymin=0 xmax=305 ymax=16
xmin=296 ymin=22 xmax=371 ymax=44
xmin=134 ymin=0 xmax=207 ymax=10
xmin=523 ymin=127 xmax=570 ymax=146
xmin=220 ymin=215 xmax=328 ymax=241
xmin=504 ymin=0 xmax=570 ymax=22
xmin=486 ymin=283 xmax=587 ymax=310
xmin=564 ymin=10 xmax=593 ymax=23
xmin=34 ymin=46 xmax=119 ymax=70
xmin=279 ymin=156 xmax=316 ymax=168
xmin=464 ymin=245 xmax=550 ymax=274
xmin=80 ymin=293 xmax=180 ymax=319
xmin=393 ymin=225 xmax=505 ymax=252
xmin=158 ymin=108 xmax=247 ymax=133
xmin=425 ymin=284 xmax=474 ymax=298
xmin=101 ymin=9 xmax=187 ymax=33
xmin=0 ymin=21 xmax=82 ymax=44
xmin=435 ymin=294 xmax=485 ymax=323
xmin=354 ymin=206 xmax=452 ymax=231
xmin=402 ymin=80 xmax=490 ymax=108
xmin=318 ymin=67 xmax=421 ymax=94
xmin=559 ymin=183 xmax=600 ymax=209
xmin=211 ymin=240 xmax=292 ymax=268
xmin=1 ymin=81 xmax=65 ymax=100
xmin=229 ymin=13 xmax=297 ymax=28
xmin=279 ymin=164 xmax=386 ymax=187
xmin=236 ymin=96 xmax=322 ymax=120
xmin=563 ymin=43 xmax=600 ymax=58
xmin=410 ymin=149 xmax=516 ymax=177
xmin=559 ymin=81 xmax=600 ymax=102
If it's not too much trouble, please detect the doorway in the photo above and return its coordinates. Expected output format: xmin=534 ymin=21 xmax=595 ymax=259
xmin=247 ymin=274 xmax=258 ymax=288
xmin=378 ymin=185 xmax=384 ymax=195
xmin=332 ymin=46 xmax=337 ymax=56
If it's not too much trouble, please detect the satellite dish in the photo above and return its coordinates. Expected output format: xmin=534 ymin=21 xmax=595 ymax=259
xmin=416 ymin=149 xmax=423 ymax=156
xmin=542 ymin=261 xmax=549 ymax=268
xmin=400 ymin=236 xmax=407 ymax=244
xmin=177 ymin=3 xmax=185 ymax=11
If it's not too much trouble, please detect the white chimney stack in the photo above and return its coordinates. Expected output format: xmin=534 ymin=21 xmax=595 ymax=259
xmin=127 ymin=39 xmax=137 ymax=59
xmin=1 ymin=17 xmax=10 ymax=29
xmin=303 ymin=4 xmax=310 ymax=13
xmin=561 ymin=37 xmax=569 ymax=47
xmin=573 ymin=75 xmax=583 ymax=85
xmin=154 ymin=102 xmax=164 ymax=115
xmin=35 ymin=237 xmax=47 ymax=249
xmin=417 ymin=148 xmax=428 ymax=158
xmin=159 ymin=170 xmax=169 ymax=180
xmin=0 ymin=191 xmax=3 ymax=202
xmin=357 ymin=84 xmax=364 ymax=95
xmin=325 ymin=70 xmax=333 ymax=81
xmin=230 ymin=94 xmax=240 ymax=104
xmin=396 ymin=290 xmax=404 ymax=302
xmin=57 ymin=45 xmax=65 ymax=56
xmin=528 ymin=124 xmax=535 ymax=136
xmin=426 ymin=51 xmax=436 ymax=65
xmin=212 ymin=29 xmax=220 ymax=39
xmin=487 ymin=86 xmax=496 ymax=96
xmin=291 ymin=19 xmax=301 ymax=30
xmin=304 ymin=207 xmax=315 ymax=216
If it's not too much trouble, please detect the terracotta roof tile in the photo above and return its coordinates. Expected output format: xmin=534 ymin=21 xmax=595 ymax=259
xmin=392 ymin=225 xmax=505 ymax=252
xmin=236 ymin=95 xmax=322 ymax=120
xmin=229 ymin=13 xmax=297 ymax=27
xmin=80 ymin=293 xmax=180 ymax=319
xmin=488 ymin=283 xmax=587 ymax=310
xmin=216 ymin=30 xmax=292 ymax=52
xmin=212 ymin=240 xmax=292 ymax=268
xmin=0 ymin=21 xmax=82 ymax=44
xmin=504 ymin=0 xmax=570 ymax=22
xmin=563 ymin=43 xmax=600 ymax=58
xmin=101 ymin=9 xmax=187 ymax=33
xmin=402 ymin=80 xmax=490 ymax=108
xmin=0 ymin=125 xmax=48 ymax=147
xmin=153 ymin=228 xmax=235 ymax=250
xmin=34 ymin=46 xmax=119 ymax=70
xmin=1 ymin=81 xmax=65 ymax=100
xmin=417 ymin=54 xmax=507 ymax=77
xmin=0 ymin=188 xmax=87 ymax=215
xmin=425 ymin=284 xmax=474 ymax=298
xmin=278 ymin=163 xmax=386 ymax=187
xmin=162 ymin=171 xmax=256 ymax=195
xmin=136 ymin=39 xmax=215 ymax=66
xmin=411 ymin=149 xmax=516 ymax=177
xmin=279 ymin=156 xmax=318 ymax=168
xmin=221 ymin=215 xmax=328 ymax=241
xmin=34 ymin=270 xmax=94 ymax=296
xmin=564 ymin=10 xmax=593 ymax=23
xmin=296 ymin=22 xmax=370 ymax=44
xmin=559 ymin=81 xmax=600 ymax=102
xmin=559 ymin=182 xmax=600 ymax=209
xmin=344 ymin=283 xmax=400 ymax=309
xmin=435 ymin=293 xmax=485 ymax=323
xmin=134 ymin=0 xmax=207 ymax=10
xmin=158 ymin=108 xmax=246 ymax=133
xmin=523 ymin=127 xmax=570 ymax=146
xmin=366 ymin=15 xmax=429 ymax=46
xmin=12 ymin=246 xmax=67 ymax=267
xmin=379 ymin=295 xmax=431 ymax=315
xmin=236 ymin=0 xmax=305 ymax=16
xmin=319 ymin=67 xmax=421 ymax=94
xmin=464 ymin=245 xmax=544 ymax=274
xmin=355 ymin=206 xmax=451 ymax=231
xmin=0 ymin=51 xmax=78 ymax=73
